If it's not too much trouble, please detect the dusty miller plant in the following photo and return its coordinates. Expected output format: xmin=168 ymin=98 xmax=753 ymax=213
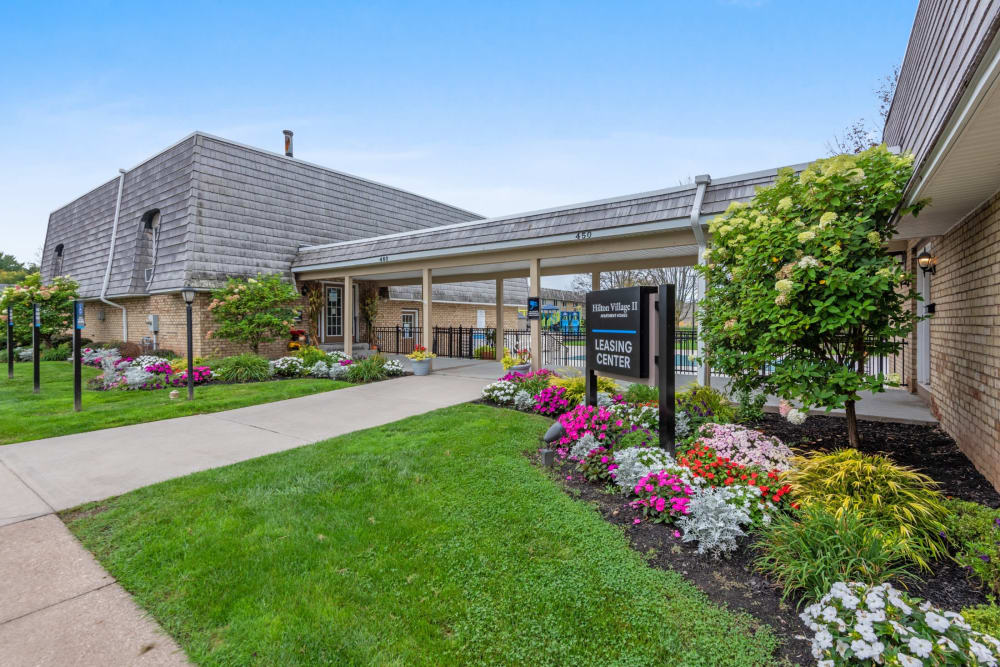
xmin=677 ymin=487 xmax=753 ymax=557
xmin=695 ymin=146 xmax=926 ymax=446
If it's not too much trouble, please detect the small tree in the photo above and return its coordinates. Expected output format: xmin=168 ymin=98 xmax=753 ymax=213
xmin=0 ymin=273 xmax=79 ymax=346
xmin=696 ymin=146 xmax=925 ymax=446
xmin=359 ymin=287 xmax=379 ymax=342
xmin=208 ymin=273 xmax=300 ymax=354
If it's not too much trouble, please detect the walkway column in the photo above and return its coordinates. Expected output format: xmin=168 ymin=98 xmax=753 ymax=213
xmin=422 ymin=268 xmax=433 ymax=362
xmin=343 ymin=275 xmax=353 ymax=354
xmin=530 ymin=258 xmax=541 ymax=372
xmin=695 ymin=250 xmax=711 ymax=387
xmin=494 ymin=278 xmax=504 ymax=357
xmin=591 ymin=271 xmax=600 ymax=292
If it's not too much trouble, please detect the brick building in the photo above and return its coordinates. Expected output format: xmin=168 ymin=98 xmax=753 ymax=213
xmin=882 ymin=0 xmax=1000 ymax=489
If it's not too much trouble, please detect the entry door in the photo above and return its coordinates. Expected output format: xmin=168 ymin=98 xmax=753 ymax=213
xmin=916 ymin=246 xmax=931 ymax=386
xmin=325 ymin=286 xmax=343 ymax=341
xmin=401 ymin=310 xmax=417 ymax=339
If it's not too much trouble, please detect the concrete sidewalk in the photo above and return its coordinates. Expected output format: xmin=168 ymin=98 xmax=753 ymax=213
xmin=0 ymin=371 xmax=485 ymax=666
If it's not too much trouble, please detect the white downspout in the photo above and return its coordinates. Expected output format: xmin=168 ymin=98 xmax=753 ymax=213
xmin=100 ymin=169 xmax=129 ymax=341
xmin=689 ymin=174 xmax=711 ymax=387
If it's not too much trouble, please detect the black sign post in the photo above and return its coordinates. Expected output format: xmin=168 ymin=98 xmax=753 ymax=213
xmin=5 ymin=304 xmax=12 ymax=380
xmin=73 ymin=300 xmax=85 ymax=412
xmin=657 ymin=284 xmax=676 ymax=455
xmin=32 ymin=303 xmax=40 ymax=394
xmin=584 ymin=285 xmax=676 ymax=454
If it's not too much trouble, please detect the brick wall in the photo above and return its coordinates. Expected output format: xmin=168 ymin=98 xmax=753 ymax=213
xmin=922 ymin=191 xmax=1000 ymax=490
xmin=83 ymin=292 xmax=307 ymax=359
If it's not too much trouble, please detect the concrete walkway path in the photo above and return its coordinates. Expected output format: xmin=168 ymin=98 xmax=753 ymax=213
xmin=0 ymin=370 xmax=486 ymax=666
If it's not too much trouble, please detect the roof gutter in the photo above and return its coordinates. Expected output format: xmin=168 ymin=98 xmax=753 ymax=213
xmin=689 ymin=174 xmax=711 ymax=247
xmin=99 ymin=169 xmax=128 ymax=341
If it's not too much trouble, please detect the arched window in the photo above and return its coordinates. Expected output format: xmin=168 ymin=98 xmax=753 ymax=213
xmin=52 ymin=244 xmax=64 ymax=276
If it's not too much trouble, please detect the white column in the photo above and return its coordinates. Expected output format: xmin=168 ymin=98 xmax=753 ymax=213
xmin=495 ymin=278 xmax=504 ymax=357
xmin=343 ymin=275 xmax=353 ymax=353
xmin=530 ymin=258 xmax=541 ymax=372
xmin=591 ymin=271 xmax=600 ymax=292
xmin=695 ymin=249 xmax=711 ymax=387
xmin=422 ymin=268 xmax=433 ymax=364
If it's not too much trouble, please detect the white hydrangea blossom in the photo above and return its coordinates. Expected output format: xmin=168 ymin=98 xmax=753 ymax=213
xmin=787 ymin=408 xmax=807 ymax=425
xmin=481 ymin=380 xmax=517 ymax=405
xmin=801 ymin=582 xmax=1000 ymax=666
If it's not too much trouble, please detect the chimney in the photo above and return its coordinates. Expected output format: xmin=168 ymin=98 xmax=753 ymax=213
xmin=283 ymin=130 xmax=294 ymax=157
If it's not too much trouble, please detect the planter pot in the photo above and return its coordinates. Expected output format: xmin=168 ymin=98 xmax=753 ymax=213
xmin=411 ymin=359 xmax=432 ymax=376
xmin=509 ymin=363 xmax=531 ymax=373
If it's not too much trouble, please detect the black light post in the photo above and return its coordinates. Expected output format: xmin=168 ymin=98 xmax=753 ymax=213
xmin=657 ymin=284 xmax=676 ymax=455
xmin=5 ymin=304 xmax=12 ymax=380
xmin=181 ymin=285 xmax=196 ymax=400
xmin=73 ymin=300 xmax=84 ymax=412
xmin=32 ymin=303 xmax=40 ymax=394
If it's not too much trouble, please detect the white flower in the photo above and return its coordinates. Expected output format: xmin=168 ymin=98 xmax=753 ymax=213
xmin=851 ymin=639 xmax=884 ymax=660
xmin=908 ymin=637 xmax=932 ymax=658
xmin=936 ymin=636 xmax=959 ymax=652
xmin=969 ymin=639 xmax=997 ymax=665
xmin=889 ymin=620 xmax=911 ymax=636
xmin=821 ymin=606 xmax=838 ymax=622
xmin=925 ymin=611 xmax=950 ymax=633
xmin=817 ymin=661 xmax=834 ymax=667
xmin=897 ymin=652 xmax=923 ymax=667
xmin=787 ymin=408 xmax=807 ymax=425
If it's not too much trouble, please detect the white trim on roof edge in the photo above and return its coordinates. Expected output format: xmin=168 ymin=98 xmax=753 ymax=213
xmin=293 ymin=217 xmax=693 ymax=273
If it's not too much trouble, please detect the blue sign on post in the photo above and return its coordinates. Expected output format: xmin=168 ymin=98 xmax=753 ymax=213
xmin=74 ymin=301 xmax=85 ymax=329
xmin=33 ymin=303 xmax=41 ymax=328
xmin=5 ymin=305 xmax=10 ymax=327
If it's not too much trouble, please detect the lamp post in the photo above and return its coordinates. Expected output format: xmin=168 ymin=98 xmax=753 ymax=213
xmin=32 ymin=302 xmax=40 ymax=394
xmin=181 ymin=285 xmax=196 ymax=400
xmin=5 ymin=304 xmax=12 ymax=380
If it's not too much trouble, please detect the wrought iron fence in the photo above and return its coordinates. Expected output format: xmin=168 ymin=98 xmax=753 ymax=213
xmin=758 ymin=338 xmax=908 ymax=381
xmin=370 ymin=326 xmax=423 ymax=355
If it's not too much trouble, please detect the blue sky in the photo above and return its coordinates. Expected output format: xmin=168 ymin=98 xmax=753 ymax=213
xmin=0 ymin=0 xmax=917 ymax=288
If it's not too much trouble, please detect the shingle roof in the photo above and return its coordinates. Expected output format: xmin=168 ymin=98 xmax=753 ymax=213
xmin=41 ymin=133 xmax=483 ymax=298
xmin=884 ymin=0 xmax=1000 ymax=173
xmin=292 ymin=165 xmax=805 ymax=271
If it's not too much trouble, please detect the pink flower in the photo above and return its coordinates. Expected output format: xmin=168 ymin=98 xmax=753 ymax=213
xmin=673 ymin=530 xmax=680 ymax=538
xmin=633 ymin=518 xmax=641 ymax=525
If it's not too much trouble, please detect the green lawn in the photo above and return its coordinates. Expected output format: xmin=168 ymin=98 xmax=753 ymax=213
xmin=64 ymin=405 xmax=779 ymax=666
xmin=0 ymin=361 xmax=351 ymax=445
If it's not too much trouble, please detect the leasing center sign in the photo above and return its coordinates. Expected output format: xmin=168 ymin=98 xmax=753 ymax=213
xmin=586 ymin=286 xmax=652 ymax=379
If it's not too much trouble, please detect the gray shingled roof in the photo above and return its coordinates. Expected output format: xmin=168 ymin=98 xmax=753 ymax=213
xmin=292 ymin=165 xmax=803 ymax=271
xmin=41 ymin=133 xmax=483 ymax=298
xmin=884 ymin=0 xmax=1000 ymax=174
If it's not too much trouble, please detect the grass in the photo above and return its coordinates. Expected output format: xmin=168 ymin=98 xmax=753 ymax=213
xmin=0 ymin=361 xmax=351 ymax=445
xmin=64 ymin=404 xmax=779 ymax=666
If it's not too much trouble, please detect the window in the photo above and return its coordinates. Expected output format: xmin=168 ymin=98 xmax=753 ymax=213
xmin=52 ymin=244 xmax=64 ymax=276
xmin=139 ymin=209 xmax=161 ymax=285
xmin=401 ymin=310 xmax=418 ymax=338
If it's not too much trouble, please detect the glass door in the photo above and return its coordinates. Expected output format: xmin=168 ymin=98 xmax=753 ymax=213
xmin=325 ymin=286 xmax=343 ymax=340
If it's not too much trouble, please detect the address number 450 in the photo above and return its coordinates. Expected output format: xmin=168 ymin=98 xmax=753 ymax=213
xmin=575 ymin=231 xmax=593 ymax=240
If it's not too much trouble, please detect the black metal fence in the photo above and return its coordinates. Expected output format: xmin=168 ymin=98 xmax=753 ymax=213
xmin=758 ymin=337 xmax=908 ymax=381
xmin=370 ymin=326 xmax=423 ymax=356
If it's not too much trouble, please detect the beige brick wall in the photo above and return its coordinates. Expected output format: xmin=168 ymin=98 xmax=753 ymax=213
xmin=920 ymin=191 xmax=1000 ymax=490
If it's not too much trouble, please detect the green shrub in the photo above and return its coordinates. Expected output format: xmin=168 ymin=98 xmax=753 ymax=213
xmin=346 ymin=355 xmax=387 ymax=383
xmin=154 ymin=348 xmax=179 ymax=360
xmin=675 ymin=384 xmax=736 ymax=425
xmin=962 ymin=604 xmax=1000 ymax=638
xmin=293 ymin=345 xmax=328 ymax=367
xmin=550 ymin=375 xmax=618 ymax=407
xmin=784 ymin=449 xmax=948 ymax=569
xmin=40 ymin=343 xmax=71 ymax=361
xmin=623 ymin=383 xmax=658 ymax=404
xmin=733 ymin=387 xmax=766 ymax=424
xmin=753 ymin=505 xmax=913 ymax=604
xmin=214 ymin=354 xmax=272 ymax=383
xmin=942 ymin=498 xmax=1000 ymax=595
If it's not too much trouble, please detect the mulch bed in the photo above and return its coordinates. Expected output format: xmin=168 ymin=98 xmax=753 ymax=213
xmin=528 ymin=413 xmax=1000 ymax=666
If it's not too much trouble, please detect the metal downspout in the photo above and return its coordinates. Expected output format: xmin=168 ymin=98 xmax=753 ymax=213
xmin=100 ymin=169 xmax=128 ymax=341
xmin=689 ymin=174 xmax=711 ymax=386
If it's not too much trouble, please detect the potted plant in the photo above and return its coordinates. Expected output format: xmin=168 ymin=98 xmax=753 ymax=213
xmin=407 ymin=344 xmax=436 ymax=376
xmin=501 ymin=347 xmax=531 ymax=372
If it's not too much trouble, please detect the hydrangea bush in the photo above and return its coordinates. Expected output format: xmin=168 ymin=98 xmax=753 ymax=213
xmin=801 ymin=582 xmax=1000 ymax=666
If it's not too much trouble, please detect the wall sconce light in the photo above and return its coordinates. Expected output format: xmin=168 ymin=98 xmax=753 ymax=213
xmin=916 ymin=250 xmax=936 ymax=275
